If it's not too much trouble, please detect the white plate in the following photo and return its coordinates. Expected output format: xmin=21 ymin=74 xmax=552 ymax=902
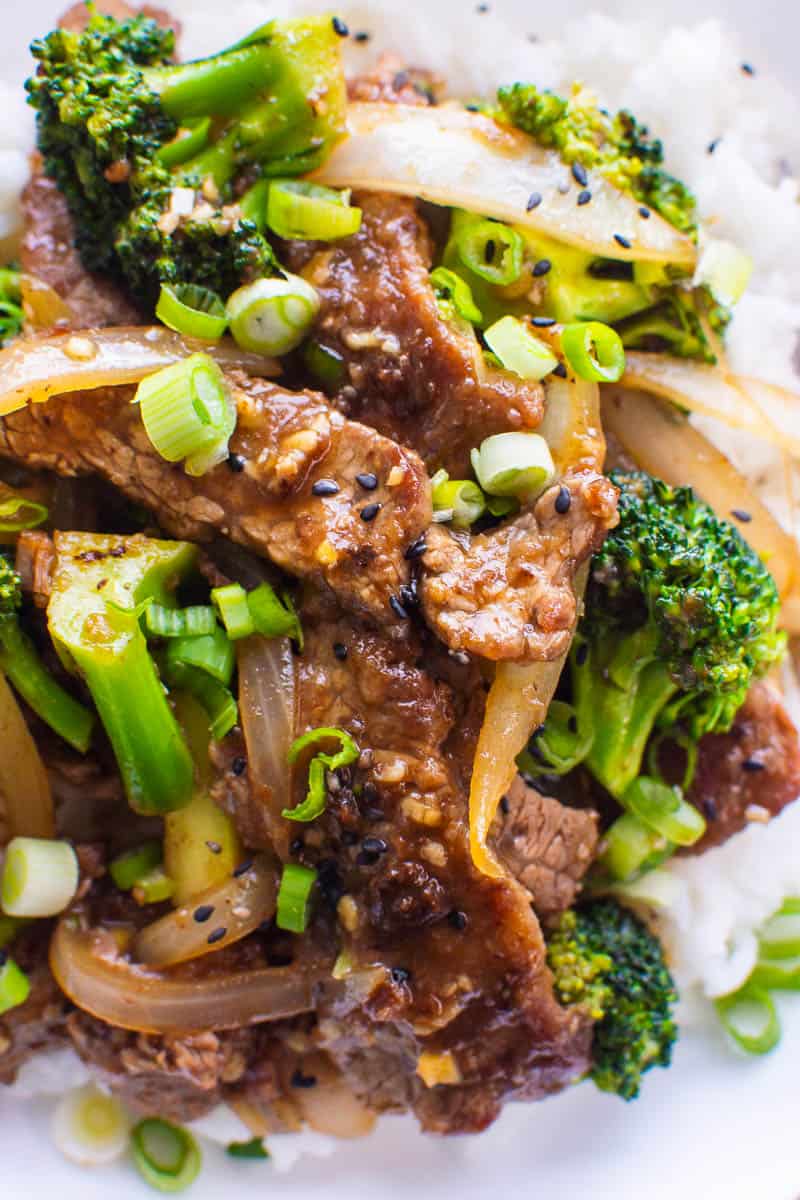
xmin=2 ymin=1 xmax=799 ymax=1197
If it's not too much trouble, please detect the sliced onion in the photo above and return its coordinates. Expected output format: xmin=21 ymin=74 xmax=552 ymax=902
xmin=622 ymin=352 xmax=800 ymax=458
xmin=538 ymin=374 xmax=604 ymax=472
xmin=237 ymin=635 xmax=296 ymax=862
xmin=21 ymin=274 xmax=71 ymax=331
xmin=602 ymin=388 xmax=800 ymax=632
xmin=50 ymin=916 xmax=318 ymax=1035
xmin=0 ymin=326 xmax=279 ymax=417
xmin=0 ymin=671 xmax=54 ymax=841
xmin=311 ymin=102 xmax=696 ymax=268
xmin=133 ymin=854 xmax=279 ymax=967
xmin=53 ymin=1084 xmax=131 ymax=1166
xmin=289 ymin=1055 xmax=376 ymax=1138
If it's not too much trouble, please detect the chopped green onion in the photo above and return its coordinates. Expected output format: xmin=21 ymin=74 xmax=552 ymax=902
xmin=166 ymin=627 xmax=235 ymax=686
xmin=303 ymin=340 xmax=346 ymax=390
xmin=276 ymin=863 xmax=318 ymax=933
xmin=248 ymin=583 xmax=303 ymax=646
xmin=0 ymin=954 xmax=30 ymax=1015
xmin=0 ymin=494 xmax=48 ymax=531
xmin=430 ymin=267 xmax=483 ymax=325
xmin=598 ymin=811 xmax=672 ymax=882
xmin=0 ymin=623 xmax=95 ymax=753
xmin=561 ymin=321 xmax=626 ymax=383
xmin=757 ymin=898 xmax=800 ymax=960
xmin=145 ymin=604 xmax=217 ymax=639
xmin=282 ymin=726 xmax=360 ymax=823
xmin=1 ymin=836 xmax=79 ymax=918
xmin=131 ymin=1118 xmax=202 ymax=1194
xmin=486 ymin=494 xmax=519 ymax=518
xmin=226 ymin=274 xmax=320 ymax=356
xmin=470 ymin=431 xmax=555 ymax=500
xmin=53 ymin=1084 xmax=131 ymax=1167
xmin=749 ymin=955 xmax=800 ymax=992
xmin=135 ymin=353 xmax=236 ymax=476
xmin=267 ymin=179 xmax=362 ymax=241
xmin=133 ymin=866 xmax=175 ymax=906
xmin=155 ymin=118 xmax=211 ymax=169
xmin=517 ymin=700 xmax=594 ymax=777
xmin=456 ymin=217 xmax=523 ymax=286
xmin=431 ymin=471 xmax=486 ymax=528
xmin=212 ymin=584 xmax=255 ymax=640
xmin=623 ymin=776 xmax=706 ymax=847
xmin=227 ymin=1137 xmax=270 ymax=1160
xmin=109 ymin=841 xmax=163 ymax=891
xmin=484 ymin=316 xmax=560 ymax=380
xmin=162 ymin=659 xmax=239 ymax=741
xmin=715 ymin=983 xmax=781 ymax=1055
xmin=156 ymin=283 xmax=229 ymax=341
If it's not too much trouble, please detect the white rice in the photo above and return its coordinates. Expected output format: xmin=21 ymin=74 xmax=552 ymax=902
xmin=2 ymin=0 xmax=799 ymax=1118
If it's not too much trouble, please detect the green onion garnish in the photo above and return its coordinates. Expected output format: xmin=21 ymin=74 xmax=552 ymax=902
xmin=282 ymin=726 xmax=360 ymax=823
xmin=623 ymin=776 xmax=706 ymax=847
xmin=756 ymin=898 xmax=800 ymax=959
xmin=484 ymin=315 xmax=560 ymax=381
xmin=516 ymin=700 xmax=593 ymax=778
xmin=212 ymin=584 xmax=254 ymax=640
xmin=166 ymin=626 xmax=235 ymax=686
xmin=303 ymin=340 xmax=346 ymax=391
xmin=561 ymin=320 xmax=626 ymax=382
xmin=598 ymin=811 xmax=670 ymax=882
xmin=134 ymin=353 xmax=236 ymax=477
xmin=0 ymin=622 xmax=95 ymax=754
xmin=749 ymin=956 xmax=800 ymax=992
xmin=133 ymin=866 xmax=175 ymax=906
xmin=1 ymin=836 xmax=79 ymax=918
xmin=156 ymin=283 xmax=229 ymax=342
xmin=276 ymin=862 xmax=318 ymax=933
xmin=226 ymin=274 xmax=320 ymax=356
xmin=145 ymin=603 xmax=217 ymax=639
xmin=162 ymin=659 xmax=239 ymax=741
xmin=109 ymin=841 xmax=163 ymax=891
xmin=226 ymin=1137 xmax=270 ymax=1160
xmin=456 ymin=217 xmax=524 ymax=286
xmin=431 ymin=469 xmax=486 ymax=529
xmin=715 ymin=983 xmax=781 ymax=1055
xmin=267 ymin=179 xmax=362 ymax=241
xmin=0 ymin=494 xmax=48 ymax=532
xmin=212 ymin=581 xmax=303 ymax=645
xmin=0 ymin=954 xmax=30 ymax=1016
xmin=131 ymin=1118 xmax=202 ymax=1194
xmin=470 ymin=431 xmax=555 ymax=501
xmin=430 ymin=267 xmax=483 ymax=325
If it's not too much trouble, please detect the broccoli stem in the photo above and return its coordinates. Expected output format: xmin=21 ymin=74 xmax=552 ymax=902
xmin=0 ymin=622 xmax=93 ymax=754
xmin=146 ymin=42 xmax=280 ymax=121
xmin=47 ymin=534 xmax=197 ymax=815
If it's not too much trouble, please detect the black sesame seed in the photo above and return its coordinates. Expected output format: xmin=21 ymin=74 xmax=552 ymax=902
xmin=193 ymin=904 xmax=214 ymax=924
xmin=333 ymin=641 xmax=348 ymax=661
xmin=638 ymin=206 xmax=651 ymax=219
xmin=354 ymin=30 xmax=371 ymax=43
xmin=448 ymin=909 xmax=468 ymax=931
xmin=233 ymin=858 xmax=254 ymax=878
xmin=356 ymin=849 xmax=378 ymax=866
xmin=465 ymin=103 xmax=481 ymax=112
xmin=532 ymin=258 xmax=552 ymax=277
xmin=331 ymin=16 xmax=349 ymax=36
xmin=575 ymin=642 xmax=589 ymax=666
xmin=291 ymin=1069 xmax=318 ymax=1089
xmin=731 ymin=508 xmax=752 ymax=523
xmin=312 ymin=478 xmax=339 ymax=497
xmin=707 ymin=138 xmax=721 ymax=155
xmin=360 ymin=502 xmax=381 ymax=522
xmin=500 ymin=794 xmax=510 ymax=815
xmin=404 ymin=535 xmax=428 ymax=560
xmin=206 ymin=840 xmax=222 ymax=854
xmin=476 ymin=3 xmax=489 ymax=11
xmin=551 ymin=363 xmax=568 ymax=378
xmin=741 ymin=61 xmax=755 ymax=75
xmin=399 ymin=582 xmax=418 ymax=609
xmin=207 ymin=926 xmax=227 ymax=944
xmin=571 ymin=161 xmax=589 ymax=187
xmin=231 ymin=756 xmax=247 ymax=776
xmin=227 ymin=453 xmax=246 ymax=473
xmin=356 ymin=472 xmax=378 ymax=491
xmin=554 ymin=485 xmax=572 ymax=514
xmin=389 ymin=595 xmax=408 ymax=620
xmin=742 ymin=758 xmax=765 ymax=772
xmin=531 ymin=316 xmax=556 ymax=327
xmin=526 ymin=191 xmax=543 ymax=211
xmin=362 ymin=836 xmax=388 ymax=856
xmin=577 ymin=189 xmax=592 ymax=206
xmin=317 ymin=859 xmax=344 ymax=906
xmin=362 ymin=781 xmax=379 ymax=804
xmin=391 ymin=966 xmax=411 ymax=985
xmin=290 ymin=838 xmax=304 ymax=855
xmin=485 ymin=238 xmax=496 ymax=264
xmin=613 ymin=233 xmax=632 ymax=249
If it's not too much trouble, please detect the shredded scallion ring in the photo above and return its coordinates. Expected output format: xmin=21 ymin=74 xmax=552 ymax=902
xmin=267 ymin=179 xmax=362 ymax=241
xmin=561 ymin=320 xmax=626 ymax=382
xmin=484 ymin=316 xmax=559 ymax=381
xmin=156 ymin=283 xmax=228 ymax=341
xmin=1 ymin=836 xmax=80 ymax=918
xmin=134 ymin=353 xmax=236 ymax=476
xmin=276 ymin=862 xmax=318 ymax=933
xmin=456 ymin=217 xmax=524 ymax=286
xmin=715 ymin=984 xmax=781 ymax=1056
xmin=470 ymin=431 xmax=555 ymax=501
xmin=131 ymin=1118 xmax=202 ymax=1193
xmin=226 ymin=274 xmax=320 ymax=356
xmin=623 ymin=776 xmax=706 ymax=847
xmin=0 ymin=494 xmax=48 ymax=531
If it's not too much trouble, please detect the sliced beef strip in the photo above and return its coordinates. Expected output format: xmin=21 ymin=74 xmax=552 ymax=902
xmin=58 ymin=1 xmax=178 ymax=33
xmin=268 ymin=595 xmax=593 ymax=1134
xmin=0 ymin=373 xmax=431 ymax=626
xmin=0 ymin=925 xmax=71 ymax=1084
xmin=421 ymin=469 xmax=618 ymax=661
xmin=679 ymin=681 xmax=800 ymax=853
xmin=493 ymin=776 xmax=600 ymax=921
xmin=347 ymin=53 xmax=441 ymax=106
xmin=286 ymin=192 xmax=544 ymax=478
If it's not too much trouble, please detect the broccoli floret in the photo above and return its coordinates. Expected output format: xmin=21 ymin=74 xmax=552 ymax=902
xmin=547 ymin=898 xmax=678 ymax=1100
xmin=575 ymin=470 xmax=785 ymax=801
xmin=0 ymin=268 xmax=24 ymax=346
xmin=497 ymin=83 xmax=697 ymax=236
xmin=26 ymin=11 xmax=347 ymax=304
xmin=0 ymin=555 xmax=93 ymax=752
xmin=617 ymin=286 xmax=730 ymax=364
